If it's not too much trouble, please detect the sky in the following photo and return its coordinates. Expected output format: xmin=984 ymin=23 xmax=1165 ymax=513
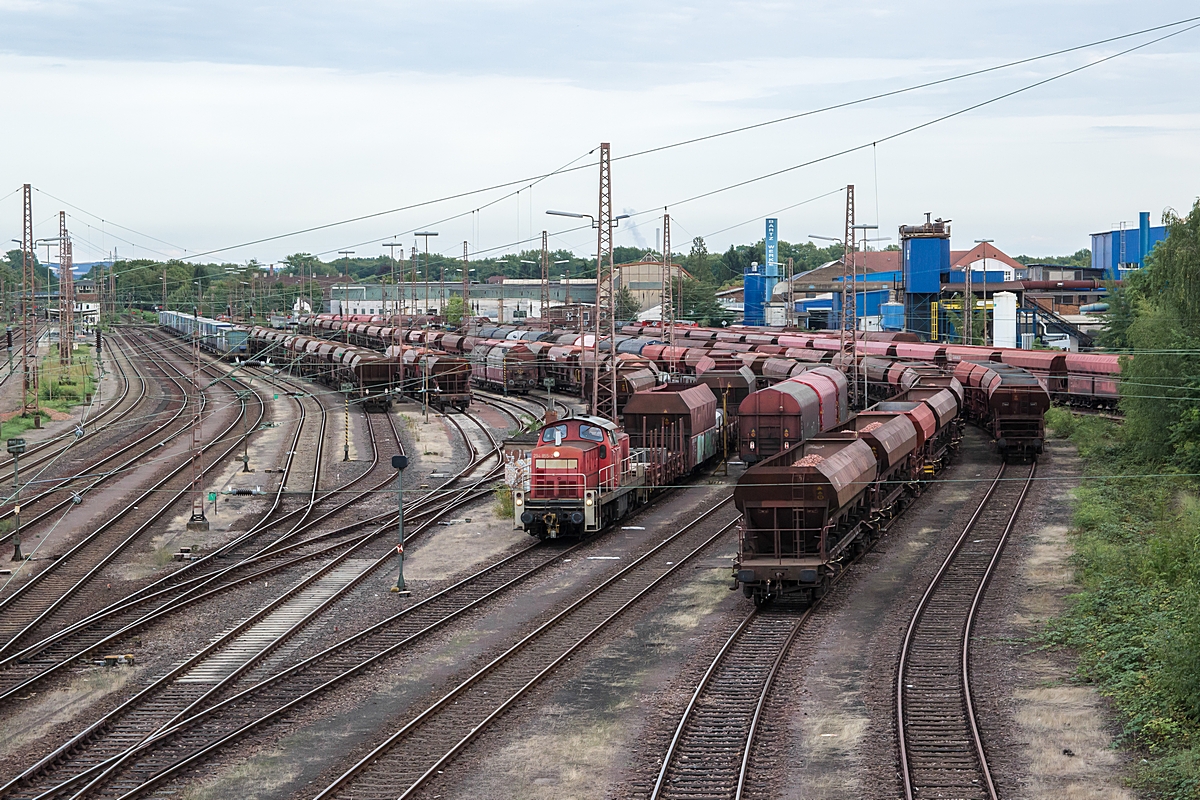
xmin=0 ymin=1 xmax=1197 ymax=268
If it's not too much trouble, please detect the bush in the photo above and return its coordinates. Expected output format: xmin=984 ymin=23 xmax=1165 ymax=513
xmin=1045 ymin=412 xmax=1200 ymax=797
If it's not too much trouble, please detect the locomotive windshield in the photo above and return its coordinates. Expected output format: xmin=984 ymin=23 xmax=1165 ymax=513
xmin=579 ymin=424 xmax=605 ymax=442
xmin=541 ymin=424 xmax=568 ymax=443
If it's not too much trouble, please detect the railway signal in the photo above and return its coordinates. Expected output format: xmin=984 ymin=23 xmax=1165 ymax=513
xmin=391 ymin=454 xmax=410 ymax=596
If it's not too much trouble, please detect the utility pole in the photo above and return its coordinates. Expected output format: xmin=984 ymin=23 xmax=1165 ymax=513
xmin=21 ymin=185 xmax=38 ymax=424
xmin=384 ymin=242 xmax=403 ymax=319
xmin=841 ymin=185 xmax=857 ymax=408
xmin=462 ymin=240 xmax=471 ymax=333
xmin=592 ymin=142 xmax=617 ymax=422
xmin=540 ymin=231 xmax=550 ymax=328
xmin=975 ymin=239 xmax=994 ymax=346
xmin=852 ymin=223 xmax=878 ymax=402
xmin=338 ymin=251 xmax=354 ymax=342
xmin=187 ymin=304 xmax=208 ymax=532
xmin=415 ymin=232 xmax=438 ymax=316
xmin=661 ymin=212 xmax=676 ymax=373
xmin=390 ymin=454 xmax=410 ymax=595
xmin=162 ymin=269 xmax=167 ymax=313
xmin=786 ymin=256 xmax=795 ymax=328
xmin=410 ymin=243 xmax=419 ymax=317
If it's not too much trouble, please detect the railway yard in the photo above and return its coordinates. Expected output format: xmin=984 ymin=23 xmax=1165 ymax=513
xmin=0 ymin=315 xmax=1131 ymax=800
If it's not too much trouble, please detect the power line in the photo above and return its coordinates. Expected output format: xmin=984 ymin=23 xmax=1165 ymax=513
xmin=32 ymin=16 xmax=1200 ymax=267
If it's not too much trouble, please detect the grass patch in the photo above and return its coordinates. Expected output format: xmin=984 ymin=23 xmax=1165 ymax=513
xmin=37 ymin=353 xmax=95 ymax=408
xmin=1043 ymin=409 xmax=1200 ymax=799
xmin=493 ymin=483 xmax=514 ymax=518
xmin=0 ymin=411 xmax=50 ymax=440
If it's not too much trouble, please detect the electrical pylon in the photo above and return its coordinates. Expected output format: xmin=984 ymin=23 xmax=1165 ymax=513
xmin=21 ymin=185 xmax=38 ymax=418
xmin=591 ymin=143 xmax=617 ymax=421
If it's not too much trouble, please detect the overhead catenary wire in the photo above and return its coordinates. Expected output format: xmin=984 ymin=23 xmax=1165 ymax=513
xmin=23 ymin=15 xmax=1200 ymax=272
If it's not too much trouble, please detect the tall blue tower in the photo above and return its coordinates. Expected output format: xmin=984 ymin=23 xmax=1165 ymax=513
xmin=743 ymin=218 xmax=778 ymax=326
xmin=900 ymin=214 xmax=951 ymax=340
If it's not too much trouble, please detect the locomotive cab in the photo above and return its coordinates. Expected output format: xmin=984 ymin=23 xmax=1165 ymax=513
xmin=515 ymin=416 xmax=629 ymax=539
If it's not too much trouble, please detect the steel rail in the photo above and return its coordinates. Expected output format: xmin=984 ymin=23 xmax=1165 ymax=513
xmin=9 ymin=407 xmax=510 ymax=798
xmin=651 ymin=471 xmax=919 ymax=800
xmin=0 ymin=347 xmax=264 ymax=658
xmin=313 ymin=498 xmax=740 ymax=800
xmin=0 ymin=330 xmax=199 ymax=547
xmin=0 ymin=352 xmax=325 ymax=675
xmin=0 ymin=393 xmax=502 ymax=706
xmin=0 ymin=329 xmax=136 ymax=488
xmin=896 ymin=462 xmax=1036 ymax=800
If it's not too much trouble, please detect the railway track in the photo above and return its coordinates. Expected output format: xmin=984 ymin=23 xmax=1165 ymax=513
xmin=311 ymin=499 xmax=742 ymax=800
xmin=0 ymin=330 xmax=197 ymax=554
xmin=651 ymin=606 xmax=807 ymax=800
xmin=896 ymin=461 xmax=1036 ymax=800
xmin=0 ymin=402 xmax=515 ymax=798
xmin=648 ymin=466 xmax=923 ymax=800
xmin=0 ymin=348 xmax=511 ymax=703
xmin=5 ymin=378 xmax=737 ymax=798
xmin=0 ymin=330 xmax=136 ymax=495
xmin=0 ymin=335 xmax=261 ymax=657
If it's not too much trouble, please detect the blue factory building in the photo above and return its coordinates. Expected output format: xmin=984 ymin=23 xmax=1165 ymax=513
xmin=1091 ymin=211 xmax=1167 ymax=280
xmin=900 ymin=214 xmax=951 ymax=339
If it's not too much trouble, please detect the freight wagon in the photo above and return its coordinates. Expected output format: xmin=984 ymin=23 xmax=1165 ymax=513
xmin=514 ymin=384 xmax=727 ymax=539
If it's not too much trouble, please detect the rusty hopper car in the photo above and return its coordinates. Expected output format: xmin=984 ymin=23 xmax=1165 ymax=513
xmin=1063 ymin=353 xmax=1120 ymax=409
xmin=390 ymin=346 xmax=472 ymax=411
xmin=737 ymin=366 xmax=850 ymax=463
xmin=954 ymin=360 xmax=1049 ymax=460
xmin=738 ymin=380 xmax=820 ymax=464
xmin=471 ymin=341 xmax=538 ymax=394
xmin=623 ymin=383 xmax=723 ymax=475
xmin=694 ymin=366 xmax=758 ymax=407
xmin=734 ymin=436 xmax=879 ymax=604
xmin=839 ymin=413 xmax=921 ymax=502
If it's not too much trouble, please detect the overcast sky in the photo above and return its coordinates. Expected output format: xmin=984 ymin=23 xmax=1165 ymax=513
xmin=0 ymin=1 xmax=1197 ymax=266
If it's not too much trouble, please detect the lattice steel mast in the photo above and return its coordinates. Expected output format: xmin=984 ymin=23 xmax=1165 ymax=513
xmin=591 ymin=143 xmax=617 ymax=421
xmin=21 ymin=185 xmax=38 ymax=420
xmin=58 ymin=212 xmax=74 ymax=367
xmin=661 ymin=212 xmax=677 ymax=371
xmin=841 ymin=184 xmax=858 ymax=406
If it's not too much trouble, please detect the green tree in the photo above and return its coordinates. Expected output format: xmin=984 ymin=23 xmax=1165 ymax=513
xmin=616 ymin=286 xmax=641 ymax=320
xmin=612 ymin=246 xmax=646 ymax=265
xmin=687 ymin=237 xmax=710 ymax=283
xmin=1113 ymin=202 xmax=1200 ymax=465
xmin=1013 ymin=248 xmax=1092 ymax=267
xmin=679 ymin=278 xmax=725 ymax=326
xmin=444 ymin=295 xmax=465 ymax=327
xmin=283 ymin=253 xmax=335 ymax=277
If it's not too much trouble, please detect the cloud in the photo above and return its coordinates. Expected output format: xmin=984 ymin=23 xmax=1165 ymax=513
xmin=0 ymin=3 xmax=1198 ymax=262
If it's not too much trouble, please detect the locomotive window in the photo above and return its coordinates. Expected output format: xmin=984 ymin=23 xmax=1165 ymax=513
xmin=535 ymin=459 xmax=578 ymax=470
xmin=541 ymin=425 xmax=568 ymax=443
xmin=579 ymin=424 xmax=605 ymax=442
